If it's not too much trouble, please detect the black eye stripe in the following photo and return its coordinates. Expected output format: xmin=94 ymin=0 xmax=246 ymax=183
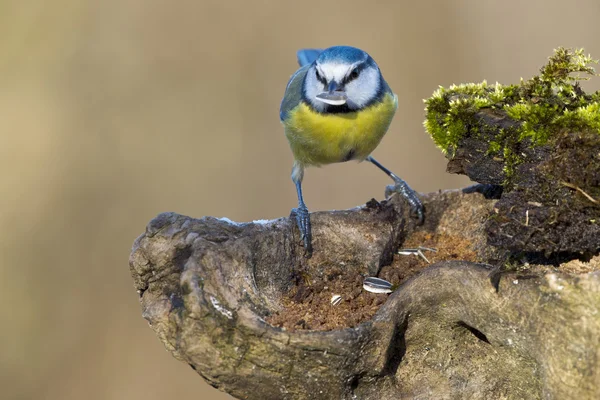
xmin=315 ymin=69 xmax=326 ymax=84
xmin=344 ymin=68 xmax=361 ymax=84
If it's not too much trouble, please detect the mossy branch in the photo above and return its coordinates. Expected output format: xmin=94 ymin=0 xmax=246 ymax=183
xmin=422 ymin=48 xmax=600 ymax=255
xmin=424 ymin=47 xmax=600 ymax=158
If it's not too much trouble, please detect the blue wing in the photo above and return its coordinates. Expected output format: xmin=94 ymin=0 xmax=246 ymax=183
xmin=280 ymin=49 xmax=322 ymax=121
xmin=280 ymin=64 xmax=311 ymax=121
xmin=297 ymin=49 xmax=322 ymax=67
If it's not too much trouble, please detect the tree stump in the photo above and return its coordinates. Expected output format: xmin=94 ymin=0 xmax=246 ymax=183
xmin=129 ymin=48 xmax=600 ymax=399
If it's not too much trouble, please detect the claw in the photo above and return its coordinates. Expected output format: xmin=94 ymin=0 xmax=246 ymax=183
xmin=292 ymin=206 xmax=312 ymax=257
xmin=386 ymin=179 xmax=424 ymax=224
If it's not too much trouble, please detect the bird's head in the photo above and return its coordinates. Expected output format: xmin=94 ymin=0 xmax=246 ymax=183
xmin=303 ymin=46 xmax=384 ymax=113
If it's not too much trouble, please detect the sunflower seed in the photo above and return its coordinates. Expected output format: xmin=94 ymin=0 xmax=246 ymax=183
xmin=363 ymin=277 xmax=393 ymax=294
xmin=331 ymin=294 xmax=342 ymax=306
xmin=398 ymin=246 xmax=438 ymax=263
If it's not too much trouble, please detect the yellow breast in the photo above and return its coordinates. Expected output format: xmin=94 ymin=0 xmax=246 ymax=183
xmin=283 ymin=93 xmax=398 ymax=166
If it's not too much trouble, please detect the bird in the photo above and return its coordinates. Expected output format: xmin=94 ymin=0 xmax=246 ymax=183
xmin=279 ymin=46 xmax=423 ymax=256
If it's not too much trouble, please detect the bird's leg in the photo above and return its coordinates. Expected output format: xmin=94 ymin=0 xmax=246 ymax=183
xmin=291 ymin=163 xmax=312 ymax=256
xmin=293 ymin=181 xmax=312 ymax=256
xmin=366 ymin=155 xmax=424 ymax=223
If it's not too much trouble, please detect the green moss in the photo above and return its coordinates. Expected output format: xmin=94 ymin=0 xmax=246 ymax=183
xmin=424 ymin=47 xmax=600 ymax=159
xmin=424 ymin=81 xmax=507 ymax=155
xmin=556 ymin=102 xmax=600 ymax=132
xmin=502 ymin=145 xmax=520 ymax=182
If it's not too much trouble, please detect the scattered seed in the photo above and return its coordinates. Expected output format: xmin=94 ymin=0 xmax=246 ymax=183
xmin=363 ymin=277 xmax=393 ymax=294
xmin=398 ymin=246 xmax=438 ymax=263
xmin=330 ymin=295 xmax=342 ymax=306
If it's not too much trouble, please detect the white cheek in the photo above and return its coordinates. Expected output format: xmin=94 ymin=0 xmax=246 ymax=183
xmin=304 ymin=70 xmax=327 ymax=111
xmin=345 ymin=68 xmax=380 ymax=108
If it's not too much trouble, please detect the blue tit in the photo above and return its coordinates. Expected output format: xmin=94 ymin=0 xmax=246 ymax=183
xmin=280 ymin=46 xmax=424 ymax=256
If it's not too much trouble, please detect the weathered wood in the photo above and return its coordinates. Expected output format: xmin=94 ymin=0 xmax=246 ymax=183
xmin=129 ymin=190 xmax=600 ymax=399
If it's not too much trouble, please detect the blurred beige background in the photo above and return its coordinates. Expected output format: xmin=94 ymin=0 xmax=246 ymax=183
xmin=2 ymin=1 xmax=599 ymax=399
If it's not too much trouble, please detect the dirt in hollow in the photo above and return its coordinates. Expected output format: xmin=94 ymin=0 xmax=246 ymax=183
xmin=266 ymin=231 xmax=477 ymax=332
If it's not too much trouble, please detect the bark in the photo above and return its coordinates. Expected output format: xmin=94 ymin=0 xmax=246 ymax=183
xmin=130 ymin=188 xmax=600 ymax=399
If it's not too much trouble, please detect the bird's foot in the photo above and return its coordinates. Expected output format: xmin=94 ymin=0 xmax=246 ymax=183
xmin=292 ymin=205 xmax=312 ymax=257
xmin=385 ymin=179 xmax=424 ymax=224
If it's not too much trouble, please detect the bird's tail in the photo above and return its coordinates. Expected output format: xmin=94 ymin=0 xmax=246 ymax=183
xmin=297 ymin=49 xmax=323 ymax=67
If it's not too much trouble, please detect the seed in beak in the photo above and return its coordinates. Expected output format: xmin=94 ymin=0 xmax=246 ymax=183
xmin=315 ymin=91 xmax=348 ymax=106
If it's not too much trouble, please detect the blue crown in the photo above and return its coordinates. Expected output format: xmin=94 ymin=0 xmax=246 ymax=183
xmin=316 ymin=46 xmax=370 ymax=64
